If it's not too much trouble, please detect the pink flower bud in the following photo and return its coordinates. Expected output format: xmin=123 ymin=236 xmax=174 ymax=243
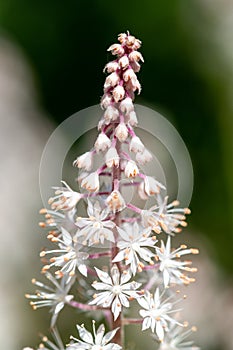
xmin=129 ymin=51 xmax=144 ymax=63
xmin=130 ymin=60 xmax=141 ymax=73
xmin=127 ymin=110 xmax=138 ymax=126
xmin=118 ymin=33 xmax=127 ymax=44
xmin=106 ymin=190 xmax=126 ymax=213
xmin=94 ymin=133 xmax=111 ymax=153
xmin=126 ymin=78 xmax=141 ymax=94
xmin=120 ymin=97 xmax=134 ymax=114
xmin=144 ymin=176 xmax=165 ymax=196
xmin=73 ymin=151 xmax=93 ymax=171
xmin=124 ymin=160 xmax=139 ymax=178
xmin=104 ymin=105 xmax=119 ymax=124
xmin=105 ymin=147 xmax=120 ymax=168
xmin=129 ymin=136 xmax=145 ymax=153
xmin=115 ymin=123 xmax=128 ymax=142
xmin=103 ymin=61 xmax=119 ymax=73
xmin=118 ymin=55 xmax=129 ymax=69
xmin=104 ymin=72 xmax=120 ymax=90
xmin=101 ymin=93 xmax=112 ymax=109
xmin=81 ymin=172 xmax=99 ymax=192
xmin=112 ymin=85 xmax=125 ymax=103
xmin=123 ymin=68 xmax=137 ymax=82
xmin=107 ymin=44 xmax=125 ymax=56
xmin=136 ymin=148 xmax=153 ymax=165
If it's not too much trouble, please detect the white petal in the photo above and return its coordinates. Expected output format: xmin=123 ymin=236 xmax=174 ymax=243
xmin=111 ymin=296 xmax=122 ymax=320
xmin=78 ymin=264 xmax=87 ymax=277
xmin=102 ymin=327 xmax=120 ymax=345
xmin=76 ymin=325 xmax=94 ymax=344
xmin=156 ymin=321 xmax=165 ymax=341
xmin=95 ymin=267 xmax=112 ymax=285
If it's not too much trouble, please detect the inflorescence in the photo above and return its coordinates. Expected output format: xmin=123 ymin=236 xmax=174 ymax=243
xmin=24 ymin=32 xmax=200 ymax=350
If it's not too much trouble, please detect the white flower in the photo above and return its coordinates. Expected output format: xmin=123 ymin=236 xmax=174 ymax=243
xmin=81 ymin=172 xmax=100 ymax=192
xmin=107 ymin=43 xmax=125 ymax=56
xmin=138 ymin=289 xmax=182 ymax=341
xmin=73 ymin=152 xmax=93 ymax=171
xmin=94 ymin=133 xmax=111 ymax=153
xmin=123 ymin=68 xmax=137 ymax=83
xmin=118 ymin=33 xmax=127 ymax=44
xmin=115 ymin=122 xmax=128 ymax=142
xmin=129 ymin=136 xmax=145 ymax=153
xmin=40 ymin=227 xmax=88 ymax=279
xmin=112 ymin=222 xmax=157 ymax=275
xmin=89 ymin=265 xmax=141 ymax=320
xmin=76 ymin=200 xmax=115 ymax=246
xmin=104 ymin=72 xmax=120 ymax=90
xmin=103 ymin=61 xmax=119 ymax=73
xmin=125 ymin=35 xmax=141 ymax=50
xmin=104 ymin=105 xmax=119 ymax=124
xmin=68 ymin=321 xmax=121 ymax=350
xmin=143 ymin=176 xmax=166 ymax=196
xmin=156 ymin=236 xmax=198 ymax=287
xmin=119 ymin=97 xmax=134 ymax=114
xmin=25 ymin=273 xmax=74 ymax=327
xmin=127 ymin=110 xmax=138 ymax=126
xmin=118 ymin=55 xmax=129 ymax=69
xmin=157 ymin=324 xmax=200 ymax=350
xmin=39 ymin=207 xmax=77 ymax=234
xmin=141 ymin=196 xmax=191 ymax=234
xmin=129 ymin=50 xmax=144 ymax=63
xmin=126 ymin=77 xmax=141 ymax=93
xmin=25 ymin=328 xmax=65 ymax=350
xmin=101 ymin=93 xmax=112 ymax=109
xmin=135 ymin=148 xmax=152 ymax=165
xmin=106 ymin=190 xmax=126 ymax=213
xmin=48 ymin=181 xmax=82 ymax=211
xmin=130 ymin=60 xmax=141 ymax=73
xmin=105 ymin=147 xmax=120 ymax=168
xmin=124 ymin=160 xmax=139 ymax=178
xmin=112 ymin=85 xmax=125 ymax=103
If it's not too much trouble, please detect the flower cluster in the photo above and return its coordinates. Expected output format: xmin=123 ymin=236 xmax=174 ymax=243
xmin=24 ymin=32 xmax=200 ymax=350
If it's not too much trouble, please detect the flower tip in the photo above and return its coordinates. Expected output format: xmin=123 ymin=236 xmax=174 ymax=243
xmin=39 ymin=208 xmax=47 ymax=215
xmin=184 ymin=208 xmax=191 ymax=214
xmin=191 ymin=248 xmax=199 ymax=255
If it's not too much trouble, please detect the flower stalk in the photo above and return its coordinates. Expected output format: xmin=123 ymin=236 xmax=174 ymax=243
xmin=24 ymin=32 xmax=200 ymax=350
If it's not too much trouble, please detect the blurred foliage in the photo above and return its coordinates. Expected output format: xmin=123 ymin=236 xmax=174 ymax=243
xmin=0 ymin=1 xmax=232 ymax=270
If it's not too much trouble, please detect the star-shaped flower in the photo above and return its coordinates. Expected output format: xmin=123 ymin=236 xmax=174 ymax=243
xmin=157 ymin=324 xmax=200 ymax=350
xmin=141 ymin=195 xmax=190 ymax=235
xmin=112 ymin=222 xmax=157 ymax=275
xmin=40 ymin=227 xmax=89 ymax=280
xmin=76 ymin=199 xmax=115 ymax=246
xmin=89 ymin=264 xmax=141 ymax=320
xmin=23 ymin=327 xmax=65 ymax=350
xmin=67 ymin=321 xmax=121 ymax=350
xmin=137 ymin=288 xmax=183 ymax=341
xmin=25 ymin=272 xmax=74 ymax=327
xmin=48 ymin=181 xmax=82 ymax=211
xmin=156 ymin=236 xmax=198 ymax=287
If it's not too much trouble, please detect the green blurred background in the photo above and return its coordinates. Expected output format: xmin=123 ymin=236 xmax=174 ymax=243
xmin=1 ymin=0 xmax=233 ymax=349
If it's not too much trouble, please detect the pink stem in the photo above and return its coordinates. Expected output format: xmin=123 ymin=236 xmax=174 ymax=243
xmin=97 ymin=164 xmax=107 ymax=175
xmin=122 ymin=318 xmax=143 ymax=325
xmin=69 ymin=300 xmax=100 ymax=311
xmin=126 ymin=203 xmax=142 ymax=214
xmin=89 ymin=251 xmax=111 ymax=259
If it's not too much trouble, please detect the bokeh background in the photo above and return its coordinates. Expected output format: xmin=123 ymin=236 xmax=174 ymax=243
xmin=1 ymin=1 xmax=233 ymax=349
